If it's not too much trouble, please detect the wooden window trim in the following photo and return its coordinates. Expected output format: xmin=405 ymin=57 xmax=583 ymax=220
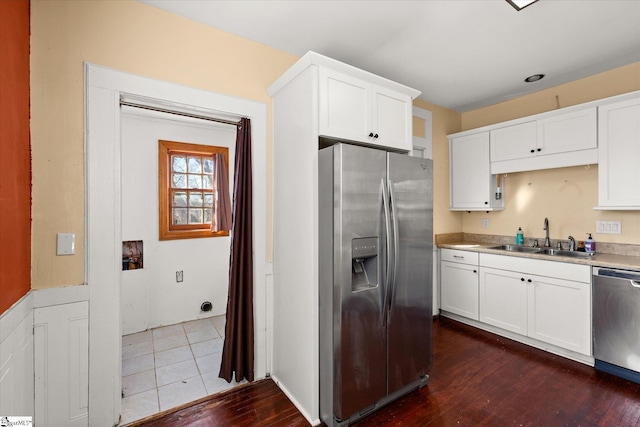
xmin=159 ymin=140 xmax=230 ymax=240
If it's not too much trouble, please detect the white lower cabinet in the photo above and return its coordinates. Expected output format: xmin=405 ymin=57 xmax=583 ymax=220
xmin=477 ymin=253 xmax=591 ymax=357
xmin=440 ymin=249 xmax=479 ymax=320
xmin=479 ymin=267 xmax=527 ymax=335
xmin=527 ymin=275 xmax=591 ymax=355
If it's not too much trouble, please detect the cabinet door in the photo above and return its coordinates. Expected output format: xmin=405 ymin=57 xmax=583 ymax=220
xmin=372 ymin=85 xmax=412 ymax=152
xmin=440 ymin=260 xmax=479 ymax=320
xmin=479 ymin=267 xmax=527 ymax=335
xmin=598 ymin=97 xmax=640 ymax=208
xmin=318 ymin=67 xmax=371 ymax=143
xmin=527 ymin=275 xmax=591 ymax=356
xmin=490 ymin=121 xmax=536 ymax=162
xmin=449 ymin=132 xmax=492 ymax=210
xmin=537 ymin=107 xmax=597 ymax=156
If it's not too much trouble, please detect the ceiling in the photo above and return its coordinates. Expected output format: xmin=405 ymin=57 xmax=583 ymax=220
xmin=140 ymin=0 xmax=640 ymax=112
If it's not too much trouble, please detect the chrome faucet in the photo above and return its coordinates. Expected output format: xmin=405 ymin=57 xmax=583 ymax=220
xmin=568 ymin=236 xmax=576 ymax=251
xmin=543 ymin=217 xmax=551 ymax=247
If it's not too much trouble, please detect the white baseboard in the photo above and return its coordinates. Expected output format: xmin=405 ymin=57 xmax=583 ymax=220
xmin=440 ymin=311 xmax=594 ymax=366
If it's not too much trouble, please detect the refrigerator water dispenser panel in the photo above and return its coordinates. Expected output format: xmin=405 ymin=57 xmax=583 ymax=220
xmin=352 ymin=237 xmax=379 ymax=292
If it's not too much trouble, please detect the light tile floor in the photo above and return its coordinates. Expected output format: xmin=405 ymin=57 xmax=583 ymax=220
xmin=119 ymin=315 xmax=242 ymax=426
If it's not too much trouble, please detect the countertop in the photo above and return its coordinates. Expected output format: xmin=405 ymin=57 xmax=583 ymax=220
xmin=436 ymin=233 xmax=640 ymax=271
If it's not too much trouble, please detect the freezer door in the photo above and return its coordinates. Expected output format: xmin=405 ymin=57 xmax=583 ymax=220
xmin=387 ymin=153 xmax=433 ymax=394
xmin=333 ymin=144 xmax=388 ymax=420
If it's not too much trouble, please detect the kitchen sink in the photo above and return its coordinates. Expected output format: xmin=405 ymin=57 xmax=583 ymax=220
xmin=539 ymin=248 xmax=595 ymax=258
xmin=489 ymin=245 xmax=596 ymax=258
xmin=489 ymin=245 xmax=542 ymax=253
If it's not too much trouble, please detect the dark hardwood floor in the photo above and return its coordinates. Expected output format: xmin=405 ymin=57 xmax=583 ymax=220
xmin=133 ymin=316 xmax=640 ymax=427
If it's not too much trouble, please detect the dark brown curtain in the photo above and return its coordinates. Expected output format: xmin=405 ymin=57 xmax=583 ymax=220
xmin=219 ymin=117 xmax=254 ymax=383
xmin=211 ymin=152 xmax=232 ymax=232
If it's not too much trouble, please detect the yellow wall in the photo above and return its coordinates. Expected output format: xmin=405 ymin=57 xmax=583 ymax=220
xmin=414 ymin=99 xmax=462 ymax=236
xmin=33 ymin=0 xmax=635 ymax=291
xmin=460 ymin=63 xmax=640 ymax=245
xmin=30 ymin=0 xmax=297 ymax=288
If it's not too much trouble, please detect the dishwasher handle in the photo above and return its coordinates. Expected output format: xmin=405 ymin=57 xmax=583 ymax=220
xmin=595 ymin=268 xmax=640 ymax=282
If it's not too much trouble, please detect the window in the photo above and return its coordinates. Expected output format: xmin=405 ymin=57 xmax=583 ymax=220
xmin=159 ymin=140 xmax=230 ymax=240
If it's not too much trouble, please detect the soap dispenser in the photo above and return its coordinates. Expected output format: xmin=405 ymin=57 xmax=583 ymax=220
xmin=516 ymin=227 xmax=524 ymax=245
xmin=585 ymin=233 xmax=596 ymax=253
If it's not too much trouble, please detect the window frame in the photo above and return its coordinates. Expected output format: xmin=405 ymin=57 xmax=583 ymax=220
xmin=158 ymin=140 xmax=230 ymax=240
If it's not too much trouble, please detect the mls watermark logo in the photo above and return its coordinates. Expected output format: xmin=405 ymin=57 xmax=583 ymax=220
xmin=0 ymin=417 xmax=33 ymax=427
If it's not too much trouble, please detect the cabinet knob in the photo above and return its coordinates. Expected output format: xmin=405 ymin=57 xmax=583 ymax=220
xmin=473 ymin=270 xmax=477 ymax=273
xmin=374 ymin=133 xmax=379 ymax=139
xmin=537 ymin=148 xmax=542 ymax=152
xmin=484 ymin=201 xmax=488 ymax=205
xmin=521 ymin=277 xmax=525 ymax=281
xmin=530 ymin=149 xmax=535 ymax=153
xmin=369 ymin=132 xmax=374 ymax=137
xmin=528 ymin=279 xmax=532 ymax=283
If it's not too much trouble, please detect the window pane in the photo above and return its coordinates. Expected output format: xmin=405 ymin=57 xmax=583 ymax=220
xmin=203 ymin=194 xmax=214 ymax=207
xmin=204 ymin=208 xmax=212 ymax=224
xmin=172 ymin=156 xmax=186 ymax=173
xmin=203 ymin=175 xmax=213 ymax=189
xmin=189 ymin=192 xmax=203 ymax=207
xmin=188 ymin=156 xmax=202 ymax=173
xmin=188 ymin=175 xmax=202 ymax=189
xmin=172 ymin=174 xmax=186 ymax=188
xmin=173 ymin=208 xmax=187 ymax=225
xmin=173 ymin=192 xmax=187 ymax=207
xmin=203 ymin=158 xmax=214 ymax=174
xmin=188 ymin=208 xmax=203 ymax=224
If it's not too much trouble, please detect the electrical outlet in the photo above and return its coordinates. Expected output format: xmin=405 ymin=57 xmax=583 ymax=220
xmin=482 ymin=218 xmax=490 ymax=228
xmin=176 ymin=271 xmax=183 ymax=282
xmin=596 ymin=220 xmax=621 ymax=234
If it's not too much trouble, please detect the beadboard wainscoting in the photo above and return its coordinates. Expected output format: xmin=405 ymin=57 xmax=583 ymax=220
xmin=0 ymin=292 xmax=34 ymax=418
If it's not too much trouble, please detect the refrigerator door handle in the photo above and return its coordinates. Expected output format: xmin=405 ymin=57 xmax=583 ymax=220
xmin=388 ymin=178 xmax=399 ymax=323
xmin=381 ymin=178 xmax=392 ymax=326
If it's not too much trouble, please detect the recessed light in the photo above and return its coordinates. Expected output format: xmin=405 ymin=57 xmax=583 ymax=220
xmin=506 ymin=0 xmax=540 ymax=11
xmin=524 ymin=74 xmax=545 ymax=83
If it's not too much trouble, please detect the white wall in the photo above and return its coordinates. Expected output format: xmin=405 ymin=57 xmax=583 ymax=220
xmin=121 ymin=108 xmax=236 ymax=334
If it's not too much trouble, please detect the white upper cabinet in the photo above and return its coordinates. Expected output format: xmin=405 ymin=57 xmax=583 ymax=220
xmin=268 ymin=51 xmax=420 ymax=153
xmin=597 ymin=94 xmax=640 ymax=210
xmin=490 ymin=121 xmax=536 ymax=162
xmin=490 ymin=106 xmax=597 ymax=174
xmin=319 ymin=67 xmax=413 ymax=151
xmin=537 ymin=108 xmax=597 ymax=155
xmin=449 ymin=131 xmax=503 ymax=211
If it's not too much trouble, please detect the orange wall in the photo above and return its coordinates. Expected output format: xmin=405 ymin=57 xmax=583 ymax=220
xmin=0 ymin=0 xmax=31 ymax=314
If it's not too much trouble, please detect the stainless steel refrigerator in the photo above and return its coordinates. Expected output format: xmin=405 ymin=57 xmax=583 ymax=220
xmin=319 ymin=143 xmax=433 ymax=426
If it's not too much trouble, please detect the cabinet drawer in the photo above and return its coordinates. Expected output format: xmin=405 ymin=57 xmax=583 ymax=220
xmin=441 ymin=249 xmax=479 ymax=265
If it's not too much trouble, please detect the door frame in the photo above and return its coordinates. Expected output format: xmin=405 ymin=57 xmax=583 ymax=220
xmin=85 ymin=63 xmax=269 ymax=425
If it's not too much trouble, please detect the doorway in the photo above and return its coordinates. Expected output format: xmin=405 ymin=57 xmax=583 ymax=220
xmin=118 ymin=106 xmax=240 ymax=424
xmin=85 ymin=64 xmax=269 ymax=426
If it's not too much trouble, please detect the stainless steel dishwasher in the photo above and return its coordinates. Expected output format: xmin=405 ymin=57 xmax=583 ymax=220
xmin=593 ymin=267 xmax=640 ymax=383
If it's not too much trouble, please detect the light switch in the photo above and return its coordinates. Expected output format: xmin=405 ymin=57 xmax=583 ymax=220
xmin=57 ymin=233 xmax=76 ymax=255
